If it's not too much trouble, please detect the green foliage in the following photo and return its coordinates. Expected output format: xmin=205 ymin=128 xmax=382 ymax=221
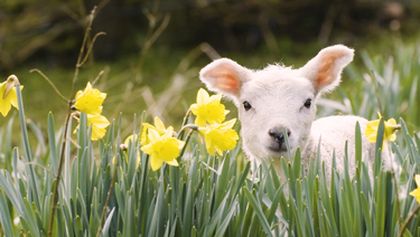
xmin=0 ymin=50 xmax=420 ymax=236
xmin=346 ymin=41 xmax=420 ymax=127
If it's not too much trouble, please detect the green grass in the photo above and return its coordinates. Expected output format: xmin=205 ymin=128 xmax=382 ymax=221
xmin=1 ymin=39 xmax=420 ymax=236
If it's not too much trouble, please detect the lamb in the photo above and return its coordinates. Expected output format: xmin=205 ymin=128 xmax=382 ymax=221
xmin=199 ymin=45 xmax=397 ymax=178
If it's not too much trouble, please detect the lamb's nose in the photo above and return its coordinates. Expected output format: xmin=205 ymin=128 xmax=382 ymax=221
xmin=268 ymin=128 xmax=291 ymax=146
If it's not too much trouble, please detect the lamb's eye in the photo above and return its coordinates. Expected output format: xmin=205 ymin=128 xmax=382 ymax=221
xmin=243 ymin=101 xmax=252 ymax=111
xmin=304 ymin=98 xmax=312 ymax=108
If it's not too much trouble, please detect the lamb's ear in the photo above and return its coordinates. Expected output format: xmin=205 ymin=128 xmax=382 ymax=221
xmin=199 ymin=58 xmax=250 ymax=101
xmin=300 ymin=45 xmax=354 ymax=93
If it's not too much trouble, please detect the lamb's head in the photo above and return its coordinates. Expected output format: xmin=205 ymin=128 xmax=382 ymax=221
xmin=199 ymin=45 xmax=354 ymax=162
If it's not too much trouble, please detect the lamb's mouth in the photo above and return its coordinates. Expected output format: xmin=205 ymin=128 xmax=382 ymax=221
xmin=267 ymin=144 xmax=288 ymax=153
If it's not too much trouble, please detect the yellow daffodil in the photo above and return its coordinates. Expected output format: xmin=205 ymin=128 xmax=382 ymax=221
xmin=140 ymin=117 xmax=174 ymax=146
xmin=0 ymin=75 xmax=23 ymax=117
xmin=74 ymin=82 xmax=106 ymax=115
xmin=365 ymin=113 xmax=400 ymax=146
xmin=409 ymin=175 xmax=420 ymax=204
xmin=87 ymin=114 xmax=110 ymax=141
xmin=140 ymin=117 xmax=184 ymax=171
xmin=199 ymin=119 xmax=239 ymax=156
xmin=190 ymin=88 xmax=229 ymax=126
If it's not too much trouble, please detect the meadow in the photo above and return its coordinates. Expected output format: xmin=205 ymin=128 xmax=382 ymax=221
xmin=1 ymin=16 xmax=420 ymax=237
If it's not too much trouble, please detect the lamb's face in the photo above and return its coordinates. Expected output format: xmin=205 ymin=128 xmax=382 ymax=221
xmin=238 ymin=67 xmax=316 ymax=160
xmin=199 ymin=45 xmax=354 ymax=163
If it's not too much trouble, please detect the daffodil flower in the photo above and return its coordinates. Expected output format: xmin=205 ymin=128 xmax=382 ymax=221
xmin=74 ymin=82 xmax=106 ymax=115
xmin=0 ymin=75 xmax=23 ymax=117
xmin=87 ymin=114 xmax=110 ymax=141
xmin=409 ymin=175 xmax=420 ymax=204
xmin=199 ymin=119 xmax=239 ymax=156
xmin=365 ymin=113 xmax=400 ymax=146
xmin=140 ymin=117 xmax=184 ymax=171
xmin=190 ymin=88 xmax=229 ymax=126
xmin=141 ymin=117 xmax=175 ymax=146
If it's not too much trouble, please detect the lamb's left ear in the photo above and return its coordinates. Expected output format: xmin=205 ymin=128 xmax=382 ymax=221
xmin=300 ymin=44 xmax=354 ymax=93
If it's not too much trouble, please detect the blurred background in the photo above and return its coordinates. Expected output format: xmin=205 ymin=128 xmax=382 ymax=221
xmin=0 ymin=0 xmax=419 ymax=129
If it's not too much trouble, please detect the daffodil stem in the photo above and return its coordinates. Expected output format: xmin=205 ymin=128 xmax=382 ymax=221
xmin=178 ymin=124 xmax=198 ymax=139
xmin=179 ymin=130 xmax=194 ymax=158
xmin=30 ymin=69 xmax=69 ymax=103
xmin=96 ymin=152 xmax=119 ymax=237
xmin=398 ymin=205 xmax=420 ymax=237
xmin=181 ymin=109 xmax=191 ymax=127
xmin=388 ymin=145 xmax=402 ymax=226
xmin=48 ymin=106 xmax=72 ymax=236
xmin=15 ymin=85 xmax=40 ymax=209
xmin=139 ymin=154 xmax=149 ymax=217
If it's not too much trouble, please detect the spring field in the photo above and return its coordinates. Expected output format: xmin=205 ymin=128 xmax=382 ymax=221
xmin=0 ymin=36 xmax=420 ymax=236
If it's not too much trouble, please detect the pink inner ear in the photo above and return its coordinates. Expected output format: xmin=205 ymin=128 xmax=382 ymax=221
xmin=315 ymin=51 xmax=345 ymax=90
xmin=206 ymin=67 xmax=241 ymax=95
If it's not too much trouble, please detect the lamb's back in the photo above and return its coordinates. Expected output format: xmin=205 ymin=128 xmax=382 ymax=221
xmin=303 ymin=115 xmax=375 ymax=176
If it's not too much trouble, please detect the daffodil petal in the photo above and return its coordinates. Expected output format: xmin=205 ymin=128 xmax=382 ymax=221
xmin=415 ymin=175 xmax=420 ymax=187
xmin=197 ymin=88 xmax=210 ymax=104
xmin=409 ymin=188 xmax=420 ymax=204
xmin=166 ymin=159 xmax=179 ymax=167
xmin=0 ymin=101 xmax=11 ymax=117
xmin=154 ymin=117 xmax=166 ymax=131
xmin=150 ymin=157 xmax=164 ymax=171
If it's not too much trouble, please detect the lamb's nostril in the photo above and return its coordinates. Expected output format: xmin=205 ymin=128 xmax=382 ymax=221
xmin=268 ymin=128 xmax=292 ymax=147
xmin=268 ymin=129 xmax=285 ymax=143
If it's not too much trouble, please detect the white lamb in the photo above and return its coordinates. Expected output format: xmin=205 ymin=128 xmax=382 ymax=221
xmin=199 ymin=45 xmax=397 ymax=177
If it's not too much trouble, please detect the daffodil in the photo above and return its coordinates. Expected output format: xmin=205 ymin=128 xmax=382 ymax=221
xmin=199 ymin=119 xmax=239 ymax=156
xmin=74 ymin=82 xmax=106 ymax=115
xmin=0 ymin=75 xmax=23 ymax=117
xmin=140 ymin=117 xmax=174 ymax=146
xmin=140 ymin=117 xmax=184 ymax=171
xmin=365 ymin=113 xmax=400 ymax=146
xmin=190 ymin=88 xmax=228 ymax=126
xmin=409 ymin=175 xmax=420 ymax=204
xmin=87 ymin=114 xmax=110 ymax=141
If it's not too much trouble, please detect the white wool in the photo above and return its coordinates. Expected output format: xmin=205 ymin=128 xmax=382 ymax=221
xmin=199 ymin=45 xmax=398 ymax=178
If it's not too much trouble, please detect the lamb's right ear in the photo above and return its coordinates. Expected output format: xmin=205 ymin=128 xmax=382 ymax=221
xmin=199 ymin=58 xmax=250 ymax=100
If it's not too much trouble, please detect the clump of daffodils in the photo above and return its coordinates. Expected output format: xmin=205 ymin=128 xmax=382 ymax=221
xmin=365 ymin=113 xmax=400 ymax=147
xmin=0 ymin=75 xmax=23 ymax=117
xmin=73 ymin=82 xmax=110 ymax=141
xmin=134 ymin=88 xmax=239 ymax=171
xmin=190 ymin=88 xmax=239 ymax=156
